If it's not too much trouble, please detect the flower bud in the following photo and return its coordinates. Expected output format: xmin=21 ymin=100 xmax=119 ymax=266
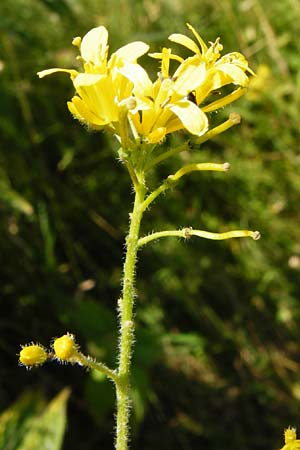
xmin=53 ymin=334 xmax=78 ymax=361
xmin=72 ymin=36 xmax=81 ymax=48
xmin=284 ymin=427 xmax=297 ymax=443
xmin=19 ymin=343 xmax=48 ymax=368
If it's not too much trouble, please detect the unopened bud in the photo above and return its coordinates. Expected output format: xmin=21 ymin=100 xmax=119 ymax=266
xmin=284 ymin=426 xmax=297 ymax=444
xmin=72 ymin=37 xmax=81 ymax=48
xmin=19 ymin=343 xmax=48 ymax=368
xmin=53 ymin=334 xmax=78 ymax=361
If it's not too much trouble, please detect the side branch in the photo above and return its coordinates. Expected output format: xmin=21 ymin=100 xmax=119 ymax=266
xmin=141 ymin=162 xmax=229 ymax=212
xmin=192 ymin=112 xmax=241 ymax=146
xmin=138 ymin=227 xmax=261 ymax=248
xmin=145 ymin=141 xmax=190 ymax=171
xmin=51 ymin=334 xmax=119 ymax=383
xmin=75 ymin=353 xmax=118 ymax=383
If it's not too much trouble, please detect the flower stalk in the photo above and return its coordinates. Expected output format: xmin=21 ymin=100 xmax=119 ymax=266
xmin=115 ymin=178 xmax=146 ymax=450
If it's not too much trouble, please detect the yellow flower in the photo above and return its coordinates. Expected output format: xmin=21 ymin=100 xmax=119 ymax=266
xmin=167 ymin=23 xmax=254 ymax=109
xmin=120 ymin=47 xmax=209 ymax=143
xmin=38 ymin=24 xmax=252 ymax=146
xmin=279 ymin=427 xmax=300 ymax=450
xmin=19 ymin=343 xmax=48 ymax=368
xmin=120 ymin=24 xmax=253 ymax=144
xmin=38 ymin=26 xmax=149 ymax=135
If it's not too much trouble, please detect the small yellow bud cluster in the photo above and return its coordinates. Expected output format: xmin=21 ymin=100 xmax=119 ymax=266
xmin=19 ymin=333 xmax=117 ymax=382
xmin=19 ymin=333 xmax=80 ymax=369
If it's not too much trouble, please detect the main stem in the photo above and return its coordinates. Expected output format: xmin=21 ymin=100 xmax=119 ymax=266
xmin=115 ymin=178 xmax=145 ymax=450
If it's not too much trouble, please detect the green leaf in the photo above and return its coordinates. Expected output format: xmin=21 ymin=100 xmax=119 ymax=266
xmin=0 ymin=391 xmax=44 ymax=450
xmin=0 ymin=175 xmax=33 ymax=216
xmin=85 ymin=370 xmax=114 ymax=421
xmin=131 ymin=367 xmax=151 ymax=424
xmin=0 ymin=389 xmax=70 ymax=450
xmin=134 ymin=327 xmax=162 ymax=368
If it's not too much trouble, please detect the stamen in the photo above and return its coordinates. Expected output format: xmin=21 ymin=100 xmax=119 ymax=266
xmin=160 ymin=96 xmax=171 ymax=108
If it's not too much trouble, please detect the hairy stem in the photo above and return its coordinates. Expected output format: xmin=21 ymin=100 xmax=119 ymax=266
xmin=73 ymin=352 xmax=118 ymax=383
xmin=115 ymin=178 xmax=146 ymax=450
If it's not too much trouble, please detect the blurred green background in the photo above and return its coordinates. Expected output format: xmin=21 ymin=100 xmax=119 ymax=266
xmin=1 ymin=0 xmax=300 ymax=449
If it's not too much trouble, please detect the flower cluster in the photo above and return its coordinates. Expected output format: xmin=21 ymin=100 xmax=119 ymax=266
xmin=38 ymin=24 xmax=253 ymax=146
xmin=38 ymin=26 xmax=148 ymax=139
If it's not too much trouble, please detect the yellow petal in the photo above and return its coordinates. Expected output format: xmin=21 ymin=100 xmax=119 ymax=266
xmin=186 ymin=23 xmax=208 ymax=53
xmin=155 ymin=78 xmax=173 ymax=108
xmin=160 ymin=48 xmax=171 ymax=79
xmin=37 ymin=68 xmax=77 ymax=78
xmin=173 ymin=57 xmax=206 ymax=95
xmin=73 ymin=73 xmax=104 ymax=87
xmin=80 ymin=26 xmax=108 ymax=65
xmin=146 ymin=127 xmax=167 ymax=143
xmin=218 ymin=52 xmax=254 ymax=75
xmin=161 ymin=116 xmax=182 ymax=134
xmin=216 ymin=63 xmax=249 ymax=87
xmin=115 ymin=41 xmax=149 ymax=61
xmin=149 ymin=51 xmax=184 ymax=64
xmin=118 ymin=62 xmax=153 ymax=98
xmin=75 ymin=75 xmax=118 ymax=123
xmin=168 ymin=100 xmax=208 ymax=136
xmin=168 ymin=32 xmax=200 ymax=55
xmin=68 ymin=96 xmax=107 ymax=126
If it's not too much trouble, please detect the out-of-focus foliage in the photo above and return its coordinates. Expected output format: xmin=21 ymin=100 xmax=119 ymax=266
xmin=1 ymin=0 xmax=300 ymax=449
xmin=0 ymin=388 xmax=69 ymax=450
